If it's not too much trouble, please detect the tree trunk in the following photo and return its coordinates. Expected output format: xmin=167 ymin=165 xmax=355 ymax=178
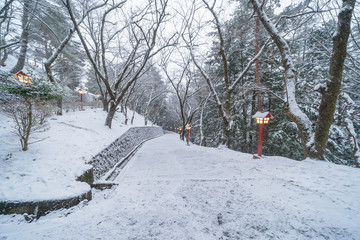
xmin=312 ymin=0 xmax=355 ymax=159
xmin=199 ymin=105 xmax=205 ymax=146
xmin=181 ymin=126 xmax=186 ymax=141
xmin=342 ymin=93 xmax=360 ymax=168
xmin=131 ymin=99 xmax=138 ymax=125
xmin=255 ymin=17 xmax=262 ymax=112
xmin=222 ymin=120 xmax=231 ymax=147
xmin=124 ymin=106 xmax=128 ymax=125
xmin=105 ymin=102 xmax=117 ymax=129
xmin=22 ymin=100 xmax=32 ymax=151
xmin=56 ymin=97 xmax=63 ymax=116
xmin=0 ymin=49 xmax=8 ymax=66
xmin=249 ymin=90 xmax=257 ymax=152
xmin=144 ymin=88 xmax=154 ymax=126
xmin=11 ymin=0 xmax=30 ymax=74
xmin=102 ymin=94 xmax=109 ymax=112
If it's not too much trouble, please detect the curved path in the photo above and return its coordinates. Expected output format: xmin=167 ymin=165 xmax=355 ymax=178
xmin=1 ymin=134 xmax=359 ymax=239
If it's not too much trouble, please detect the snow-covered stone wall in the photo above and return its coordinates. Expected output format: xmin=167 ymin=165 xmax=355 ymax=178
xmin=89 ymin=126 xmax=163 ymax=180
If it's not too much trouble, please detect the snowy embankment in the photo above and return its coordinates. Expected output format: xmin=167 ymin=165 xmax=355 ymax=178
xmin=0 ymin=108 xmax=149 ymax=202
xmin=1 ymin=134 xmax=359 ymax=239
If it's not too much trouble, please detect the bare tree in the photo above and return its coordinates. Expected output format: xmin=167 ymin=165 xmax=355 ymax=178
xmin=183 ymin=0 xmax=268 ymax=147
xmin=1 ymin=100 xmax=52 ymax=151
xmin=162 ymin=52 xmax=200 ymax=140
xmin=250 ymin=0 xmax=356 ymax=159
xmin=65 ymin=0 xmax=173 ymax=128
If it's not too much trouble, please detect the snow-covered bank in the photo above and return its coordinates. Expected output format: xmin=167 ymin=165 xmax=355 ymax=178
xmin=0 ymin=108 xmax=148 ymax=202
xmin=1 ymin=134 xmax=359 ymax=239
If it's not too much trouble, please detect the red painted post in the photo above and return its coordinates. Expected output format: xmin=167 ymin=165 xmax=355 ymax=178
xmin=80 ymin=94 xmax=83 ymax=103
xmin=258 ymin=123 xmax=264 ymax=156
xmin=187 ymin=128 xmax=190 ymax=145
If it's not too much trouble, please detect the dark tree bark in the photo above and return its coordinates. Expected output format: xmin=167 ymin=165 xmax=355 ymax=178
xmin=10 ymin=0 xmax=31 ymax=74
xmin=105 ymin=102 xmax=117 ymax=128
xmin=313 ymin=0 xmax=356 ymax=159
xmin=255 ymin=17 xmax=262 ymax=112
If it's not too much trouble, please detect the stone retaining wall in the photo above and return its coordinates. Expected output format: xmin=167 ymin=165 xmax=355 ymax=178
xmin=89 ymin=126 xmax=164 ymax=180
xmin=0 ymin=191 xmax=92 ymax=219
xmin=0 ymin=126 xmax=163 ymax=218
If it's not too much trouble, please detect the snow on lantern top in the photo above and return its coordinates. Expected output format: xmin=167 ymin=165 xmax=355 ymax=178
xmin=252 ymin=111 xmax=274 ymax=125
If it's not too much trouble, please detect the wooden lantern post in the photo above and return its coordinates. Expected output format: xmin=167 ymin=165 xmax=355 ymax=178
xmin=78 ymin=89 xmax=84 ymax=109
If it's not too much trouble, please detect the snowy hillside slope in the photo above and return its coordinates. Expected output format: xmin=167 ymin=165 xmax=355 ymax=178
xmin=0 ymin=134 xmax=359 ymax=239
xmin=0 ymin=108 xmax=150 ymax=202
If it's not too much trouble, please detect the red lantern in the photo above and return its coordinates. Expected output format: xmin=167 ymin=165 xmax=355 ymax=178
xmin=253 ymin=112 xmax=274 ymax=156
xmin=14 ymin=71 xmax=32 ymax=86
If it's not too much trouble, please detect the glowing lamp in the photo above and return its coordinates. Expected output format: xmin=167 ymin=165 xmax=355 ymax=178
xmin=13 ymin=71 xmax=32 ymax=85
xmin=78 ymin=89 xmax=85 ymax=108
xmin=253 ymin=112 xmax=273 ymax=125
xmin=252 ymin=112 xmax=274 ymax=156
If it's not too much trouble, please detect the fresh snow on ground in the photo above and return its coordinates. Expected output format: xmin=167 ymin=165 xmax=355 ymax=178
xmin=0 ymin=108 xmax=148 ymax=201
xmin=1 ymin=133 xmax=359 ymax=239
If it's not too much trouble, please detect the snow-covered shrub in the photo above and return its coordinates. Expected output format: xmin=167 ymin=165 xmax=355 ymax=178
xmin=0 ymin=73 xmax=63 ymax=151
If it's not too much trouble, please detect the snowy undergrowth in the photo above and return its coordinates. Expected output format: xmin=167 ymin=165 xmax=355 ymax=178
xmin=0 ymin=107 xmax=148 ymax=201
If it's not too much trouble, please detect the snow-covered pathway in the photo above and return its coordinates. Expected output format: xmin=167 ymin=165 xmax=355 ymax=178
xmin=1 ymin=133 xmax=360 ymax=240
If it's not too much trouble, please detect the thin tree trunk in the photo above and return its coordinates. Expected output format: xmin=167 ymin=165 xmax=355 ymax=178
xmin=22 ymin=100 xmax=32 ymax=151
xmin=11 ymin=0 xmax=30 ymax=74
xmin=249 ymin=90 xmax=257 ymax=152
xmin=131 ymin=99 xmax=138 ymax=125
xmin=0 ymin=49 xmax=7 ymax=66
xmin=54 ymin=97 xmax=62 ymax=116
xmin=255 ymin=17 xmax=262 ymax=112
xmin=144 ymin=88 xmax=154 ymax=126
xmin=199 ymin=94 xmax=210 ymax=146
xmin=242 ymin=99 xmax=248 ymax=152
xmin=342 ymin=93 xmax=360 ymax=168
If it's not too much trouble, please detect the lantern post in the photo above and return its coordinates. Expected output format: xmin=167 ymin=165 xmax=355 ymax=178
xmin=186 ymin=125 xmax=192 ymax=145
xmin=78 ymin=89 xmax=84 ymax=109
xmin=252 ymin=112 xmax=273 ymax=157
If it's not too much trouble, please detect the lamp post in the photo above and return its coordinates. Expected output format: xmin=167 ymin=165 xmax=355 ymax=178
xmin=78 ymin=89 xmax=84 ymax=109
xmin=14 ymin=71 xmax=32 ymax=86
xmin=253 ymin=112 xmax=274 ymax=157
xmin=186 ymin=125 xmax=192 ymax=145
